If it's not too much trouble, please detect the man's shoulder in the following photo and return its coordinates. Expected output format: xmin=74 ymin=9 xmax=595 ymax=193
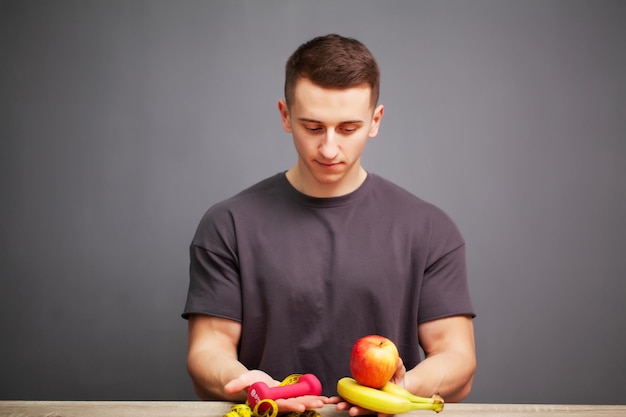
xmin=193 ymin=173 xmax=288 ymax=236
xmin=204 ymin=172 xmax=288 ymax=214
xmin=368 ymin=174 xmax=457 ymax=226
xmin=368 ymin=173 xmax=431 ymax=207
xmin=232 ymin=172 xmax=287 ymax=199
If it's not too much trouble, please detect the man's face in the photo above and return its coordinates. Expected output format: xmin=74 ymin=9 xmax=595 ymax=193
xmin=279 ymin=78 xmax=384 ymax=197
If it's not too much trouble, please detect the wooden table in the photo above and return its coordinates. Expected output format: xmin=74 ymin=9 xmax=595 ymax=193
xmin=1 ymin=402 xmax=625 ymax=417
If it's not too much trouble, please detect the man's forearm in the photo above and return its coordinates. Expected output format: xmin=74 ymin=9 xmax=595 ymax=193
xmin=187 ymin=349 xmax=249 ymax=401
xmin=404 ymin=350 xmax=476 ymax=402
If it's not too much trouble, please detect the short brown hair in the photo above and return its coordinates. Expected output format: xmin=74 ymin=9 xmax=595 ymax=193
xmin=284 ymin=34 xmax=380 ymax=108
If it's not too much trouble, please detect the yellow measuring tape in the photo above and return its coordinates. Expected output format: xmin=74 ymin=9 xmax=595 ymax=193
xmin=223 ymin=374 xmax=322 ymax=417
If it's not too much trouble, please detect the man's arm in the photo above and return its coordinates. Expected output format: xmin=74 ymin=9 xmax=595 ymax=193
xmin=404 ymin=315 xmax=476 ymax=402
xmin=187 ymin=314 xmax=334 ymax=410
xmin=187 ymin=314 xmax=249 ymax=401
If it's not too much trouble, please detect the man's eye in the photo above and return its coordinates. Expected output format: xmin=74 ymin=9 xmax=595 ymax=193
xmin=306 ymin=126 xmax=323 ymax=132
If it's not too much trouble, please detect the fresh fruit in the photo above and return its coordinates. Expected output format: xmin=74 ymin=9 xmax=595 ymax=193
xmin=381 ymin=381 xmax=444 ymax=405
xmin=337 ymin=377 xmax=444 ymax=414
xmin=350 ymin=335 xmax=399 ymax=389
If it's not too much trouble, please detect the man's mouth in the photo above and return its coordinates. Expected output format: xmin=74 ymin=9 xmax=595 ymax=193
xmin=317 ymin=161 xmax=341 ymax=168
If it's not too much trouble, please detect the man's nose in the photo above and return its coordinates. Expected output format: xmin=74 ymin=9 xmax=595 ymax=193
xmin=319 ymin=131 xmax=339 ymax=159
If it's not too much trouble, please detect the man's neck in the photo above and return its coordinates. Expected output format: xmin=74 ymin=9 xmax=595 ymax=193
xmin=285 ymin=165 xmax=367 ymax=198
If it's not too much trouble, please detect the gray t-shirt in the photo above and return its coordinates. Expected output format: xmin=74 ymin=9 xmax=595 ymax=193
xmin=183 ymin=172 xmax=474 ymax=396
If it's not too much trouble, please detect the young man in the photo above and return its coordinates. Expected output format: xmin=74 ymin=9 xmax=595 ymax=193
xmin=183 ymin=34 xmax=476 ymax=415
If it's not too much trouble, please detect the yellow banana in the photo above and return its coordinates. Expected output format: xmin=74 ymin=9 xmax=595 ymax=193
xmin=381 ymin=381 xmax=444 ymax=405
xmin=337 ymin=377 xmax=444 ymax=414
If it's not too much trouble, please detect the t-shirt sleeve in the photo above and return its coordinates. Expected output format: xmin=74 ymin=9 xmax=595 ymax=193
xmin=181 ymin=205 xmax=243 ymax=321
xmin=417 ymin=207 xmax=475 ymax=322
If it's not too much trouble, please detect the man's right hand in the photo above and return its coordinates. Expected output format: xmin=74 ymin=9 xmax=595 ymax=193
xmin=225 ymin=370 xmax=336 ymax=413
xmin=223 ymin=370 xmax=278 ymax=395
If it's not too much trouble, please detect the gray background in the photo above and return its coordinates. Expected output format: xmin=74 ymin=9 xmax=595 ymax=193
xmin=1 ymin=0 xmax=625 ymax=404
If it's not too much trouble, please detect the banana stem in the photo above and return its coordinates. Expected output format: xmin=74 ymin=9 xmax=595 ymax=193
xmin=430 ymin=395 xmax=445 ymax=413
xmin=411 ymin=396 xmax=444 ymax=413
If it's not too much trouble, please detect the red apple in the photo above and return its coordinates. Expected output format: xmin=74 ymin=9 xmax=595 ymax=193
xmin=349 ymin=335 xmax=399 ymax=389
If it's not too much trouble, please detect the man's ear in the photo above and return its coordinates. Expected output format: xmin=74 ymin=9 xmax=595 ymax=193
xmin=368 ymin=104 xmax=385 ymax=138
xmin=278 ymin=99 xmax=292 ymax=133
